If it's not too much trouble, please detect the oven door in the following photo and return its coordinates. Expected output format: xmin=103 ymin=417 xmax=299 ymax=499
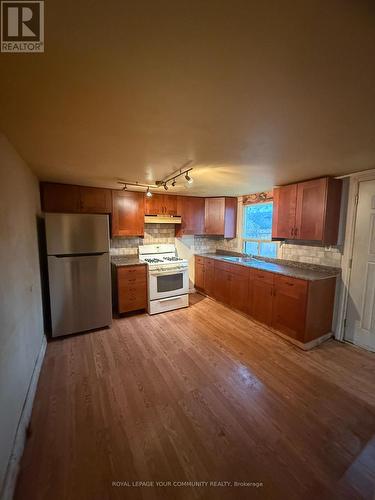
xmin=149 ymin=268 xmax=189 ymax=300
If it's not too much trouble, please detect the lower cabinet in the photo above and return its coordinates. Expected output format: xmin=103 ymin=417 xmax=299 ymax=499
xmin=195 ymin=256 xmax=336 ymax=348
xmin=251 ymin=270 xmax=274 ymax=326
xmin=116 ymin=265 xmax=147 ymax=313
xmin=272 ymin=275 xmax=307 ymax=340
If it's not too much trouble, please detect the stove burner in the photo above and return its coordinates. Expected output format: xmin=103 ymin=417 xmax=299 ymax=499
xmin=163 ymin=257 xmax=181 ymax=261
xmin=145 ymin=258 xmax=164 ymax=263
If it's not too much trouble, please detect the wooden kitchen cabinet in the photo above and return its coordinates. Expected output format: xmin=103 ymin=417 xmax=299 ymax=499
xmin=176 ymin=196 xmax=205 ymax=236
xmin=40 ymin=182 xmax=81 ymax=213
xmin=195 ymin=256 xmax=205 ymax=290
xmin=272 ymin=177 xmax=342 ymax=245
xmin=204 ymin=197 xmax=237 ymax=238
xmin=79 ymin=186 xmax=112 ymax=213
xmin=272 ymin=184 xmax=297 ymax=239
xmin=112 ymin=190 xmax=145 ymax=237
xmin=41 ymin=182 xmax=112 ymax=214
xmin=250 ymin=269 xmax=274 ymax=326
xmin=195 ymin=256 xmax=337 ymax=349
xmin=117 ymin=265 xmax=147 ymax=313
xmin=272 ymin=275 xmax=308 ymax=340
xmin=145 ymin=194 xmax=178 ymax=215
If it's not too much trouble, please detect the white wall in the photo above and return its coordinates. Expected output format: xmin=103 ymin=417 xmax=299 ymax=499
xmin=0 ymin=134 xmax=45 ymax=495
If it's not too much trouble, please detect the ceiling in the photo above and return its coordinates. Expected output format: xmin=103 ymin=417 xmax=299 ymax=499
xmin=1 ymin=0 xmax=375 ymax=196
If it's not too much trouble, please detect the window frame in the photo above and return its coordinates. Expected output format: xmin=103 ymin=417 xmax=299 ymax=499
xmin=241 ymin=201 xmax=279 ymax=258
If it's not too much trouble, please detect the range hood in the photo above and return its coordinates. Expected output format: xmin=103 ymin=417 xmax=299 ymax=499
xmin=144 ymin=215 xmax=182 ymax=224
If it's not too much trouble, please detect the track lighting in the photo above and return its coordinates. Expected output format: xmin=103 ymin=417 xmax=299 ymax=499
xmin=172 ymin=179 xmax=176 ymax=187
xmin=122 ymin=184 xmax=127 ymax=191
xmin=146 ymin=187 xmax=152 ymax=198
xmin=164 ymin=183 xmax=169 ymax=191
xmin=185 ymin=173 xmax=193 ymax=184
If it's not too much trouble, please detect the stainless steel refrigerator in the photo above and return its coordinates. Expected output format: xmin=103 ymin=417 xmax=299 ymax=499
xmin=45 ymin=213 xmax=112 ymax=337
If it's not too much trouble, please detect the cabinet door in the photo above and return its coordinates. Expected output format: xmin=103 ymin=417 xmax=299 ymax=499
xmin=176 ymin=196 xmax=205 ymax=235
xmin=230 ymin=271 xmax=249 ymax=314
xmin=205 ymin=198 xmax=225 ymax=235
xmin=79 ymin=187 xmax=112 ymax=213
xmin=272 ymin=184 xmax=297 ymax=239
xmin=195 ymin=261 xmax=205 ymax=290
xmin=112 ymin=191 xmax=144 ymax=237
xmin=41 ymin=183 xmax=80 ymax=213
xmin=273 ymin=276 xmax=307 ymax=340
xmin=204 ymin=259 xmax=215 ymax=296
xmin=251 ymin=270 xmax=274 ymax=326
xmin=145 ymin=193 xmax=164 ymax=215
xmin=213 ymin=268 xmax=231 ymax=304
xmin=295 ymin=178 xmax=327 ymax=241
xmin=164 ymin=195 xmax=178 ymax=215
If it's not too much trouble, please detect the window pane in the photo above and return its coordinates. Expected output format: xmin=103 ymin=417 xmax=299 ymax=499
xmin=259 ymin=242 xmax=278 ymax=258
xmin=243 ymin=241 xmax=259 ymax=255
xmin=243 ymin=202 xmax=273 ymax=240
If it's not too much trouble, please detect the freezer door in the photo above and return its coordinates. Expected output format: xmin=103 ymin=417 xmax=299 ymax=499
xmin=45 ymin=213 xmax=109 ymax=255
xmin=48 ymin=253 xmax=112 ymax=337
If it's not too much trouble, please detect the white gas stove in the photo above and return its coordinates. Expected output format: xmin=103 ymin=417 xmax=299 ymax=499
xmin=139 ymin=244 xmax=189 ymax=314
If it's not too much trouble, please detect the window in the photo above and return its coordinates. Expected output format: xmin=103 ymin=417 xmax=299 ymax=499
xmin=242 ymin=202 xmax=278 ymax=258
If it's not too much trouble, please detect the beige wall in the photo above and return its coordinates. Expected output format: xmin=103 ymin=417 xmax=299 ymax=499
xmin=0 ymin=134 xmax=44 ymax=494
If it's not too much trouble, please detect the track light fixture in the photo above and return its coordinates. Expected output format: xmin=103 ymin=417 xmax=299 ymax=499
xmin=117 ymin=160 xmax=194 ymax=194
xmin=185 ymin=172 xmax=193 ymax=184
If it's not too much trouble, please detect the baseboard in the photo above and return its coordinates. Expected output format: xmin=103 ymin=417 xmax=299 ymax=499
xmin=1 ymin=335 xmax=47 ymax=500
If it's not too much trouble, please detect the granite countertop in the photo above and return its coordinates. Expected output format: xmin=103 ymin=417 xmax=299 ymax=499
xmin=111 ymin=256 xmax=145 ymax=267
xmin=196 ymin=252 xmax=340 ymax=281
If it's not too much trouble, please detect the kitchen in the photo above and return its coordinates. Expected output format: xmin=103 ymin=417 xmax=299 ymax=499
xmin=1 ymin=2 xmax=375 ymax=499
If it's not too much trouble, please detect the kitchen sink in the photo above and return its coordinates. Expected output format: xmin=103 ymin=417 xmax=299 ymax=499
xmin=220 ymin=256 xmax=243 ymax=262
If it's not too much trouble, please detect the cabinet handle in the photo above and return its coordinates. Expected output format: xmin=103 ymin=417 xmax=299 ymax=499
xmin=294 ymin=227 xmax=298 ymax=237
xmin=290 ymin=227 xmax=294 ymax=237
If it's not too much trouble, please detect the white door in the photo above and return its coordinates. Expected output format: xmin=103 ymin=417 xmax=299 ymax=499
xmin=345 ymin=180 xmax=375 ymax=351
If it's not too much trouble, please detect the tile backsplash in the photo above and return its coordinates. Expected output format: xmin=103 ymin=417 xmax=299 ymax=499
xmin=110 ymin=224 xmax=177 ymax=255
xmin=279 ymin=242 xmax=342 ymax=268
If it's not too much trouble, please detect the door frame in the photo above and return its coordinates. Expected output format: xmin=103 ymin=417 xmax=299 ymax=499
xmin=336 ymin=169 xmax=375 ymax=342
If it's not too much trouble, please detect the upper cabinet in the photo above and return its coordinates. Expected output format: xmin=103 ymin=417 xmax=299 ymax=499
xmin=145 ymin=194 xmax=177 ymax=216
xmin=204 ymin=197 xmax=237 ymax=238
xmin=112 ymin=190 xmax=145 ymax=237
xmin=79 ymin=186 xmax=112 ymax=213
xmin=272 ymin=177 xmax=342 ymax=245
xmin=175 ymin=196 xmax=205 ymax=236
xmin=41 ymin=182 xmax=112 ymax=214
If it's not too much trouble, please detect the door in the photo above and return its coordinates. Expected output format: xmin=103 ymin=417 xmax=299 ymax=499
xmin=149 ymin=269 xmax=189 ymax=300
xmin=272 ymin=184 xmax=297 ymax=239
xmin=48 ymin=253 xmax=112 ymax=337
xmin=176 ymin=196 xmax=205 ymax=235
xmin=45 ymin=213 xmax=109 ymax=255
xmin=205 ymin=198 xmax=225 ymax=235
xmin=79 ymin=187 xmax=112 ymax=213
xmin=273 ymin=276 xmax=307 ymax=341
xmin=41 ymin=183 xmax=81 ymax=213
xmin=112 ymin=190 xmax=144 ymax=237
xmin=251 ymin=270 xmax=274 ymax=326
xmin=213 ymin=268 xmax=231 ymax=303
xmin=345 ymin=180 xmax=375 ymax=351
xmin=145 ymin=193 xmax=165 ymax=215
xmin=230 ymin=272 xmax=249 ymax=314
xmin=164 ymin=195 xmax=178 ymax=215
xmin=295 ymin=178 xmax=327 ymax=241
xmin=195 ymin=262 xmax=205 ymax=290
xmin=204 ymin=259 xmax=215 ymax=296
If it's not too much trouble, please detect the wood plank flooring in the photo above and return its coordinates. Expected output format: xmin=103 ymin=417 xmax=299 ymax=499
xmin=14 ymin=294 xmax=375 ymax=500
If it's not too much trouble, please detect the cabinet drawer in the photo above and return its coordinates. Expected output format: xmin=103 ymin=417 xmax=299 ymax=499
xmin=275 ymin=275 xmax=307 ymax=294
xmin=118 ymin=265 xmax=147 ymax=281
xmin=195 ymin=256 xmax=205 ymax=265
xmin=214 ymin=260 xmax=233 ymax=273
xmin=250 ymin=269 xmax=274 ymax=284
xmin=205 ymin=258 xmax=215 ymax=268
xmin=229 ymin=264 xmax=250 ymax=278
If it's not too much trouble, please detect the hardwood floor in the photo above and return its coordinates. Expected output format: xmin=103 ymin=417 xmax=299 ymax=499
xmin=15 ymin=294 xmax=375 ymax=500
